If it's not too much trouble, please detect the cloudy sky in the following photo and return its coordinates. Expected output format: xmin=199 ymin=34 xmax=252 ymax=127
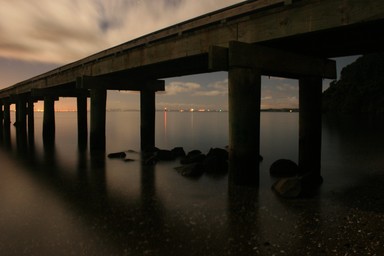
xmin=0 ymin=0 xmax=359 ymax=111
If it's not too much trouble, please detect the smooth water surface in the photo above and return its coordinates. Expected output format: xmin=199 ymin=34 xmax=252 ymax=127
xmin=0 ymin=111 xmax=383 ymax=255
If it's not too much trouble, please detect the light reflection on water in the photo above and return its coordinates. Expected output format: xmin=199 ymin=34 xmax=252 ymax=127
xmin=1 ymin=111 xmax=384 ymax=255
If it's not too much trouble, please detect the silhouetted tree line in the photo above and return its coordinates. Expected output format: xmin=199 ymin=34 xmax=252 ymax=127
xmin=322 ymin=52 xmax=384 ymax=113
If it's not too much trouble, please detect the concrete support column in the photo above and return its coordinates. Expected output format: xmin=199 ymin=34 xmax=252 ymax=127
xmin=27 ymin=99 xmax=35 ymax=146
xmin=228 ymin=67 xmax=261 ymax=187
xmin=298 ymin=77 xmax=323 ymax=180
xmin=90 ymin=89 xmax=107 ymax=152
xmin=43 ymin=97 xmax=56 ymax=146
xmin=16 ymin=98 xmax=28 ymax=151
xmin=77 ymin=92 xmax=88 ymax=151
xmin=140 ymin=89 xmax=156 ymax=153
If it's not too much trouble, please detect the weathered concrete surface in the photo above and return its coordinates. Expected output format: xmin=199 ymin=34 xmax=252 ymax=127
xmin=228 ymin=66 xmax=261 ymax=187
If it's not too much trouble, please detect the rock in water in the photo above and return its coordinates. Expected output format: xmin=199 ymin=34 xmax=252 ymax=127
xmin=180 ymin=150 xmax=206 ymax=164
xmin=174 ymin=163 xmax=204 ymax=177
xmin=270 ymin=159 xmax=299 ymax=177
xmin=203 ymin=148 xmax=228 ymax=175
xmin=156 ymin=149 xmax=175 ymax=161
xmin=108 ymin=152 xmax=126 ymax=159
xmin=206 ymin=148 xmax=228 ymax=160
xmin=272 ymin=177 xmax=302 ymax=198
xmin=171 ymin=147 xmax=186 ymax=158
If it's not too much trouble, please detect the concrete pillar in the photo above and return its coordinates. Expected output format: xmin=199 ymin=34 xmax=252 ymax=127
xmin=140 ymin=89 xmax=156 ymax=153
xmin=77 ymin=92 xmax=88 ymax=151
xmin=90 ymin=89 xmax=107 ymax=152
xmin=16 ymin=98 xmax=28 ymax=150
xmin=27 ymin=99 xmax=35 ymax=146
xmin=228 ymin=67 xmax=261 ymax=187
xmin=43 ymin=97 xmax=56 ymax=146
xmin=298 ymin=77 xmax=323 ymax=180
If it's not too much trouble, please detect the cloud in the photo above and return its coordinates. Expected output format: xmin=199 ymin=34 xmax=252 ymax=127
xmin=0 ymin=0 xmax=242 ymax=64
xmin=276 ymin=84 xmax=298 ymax=91
xmin=193 ymin=78 xmax=228 ymax=96
xmin=165 ymin=81 xmax=201 ymax=95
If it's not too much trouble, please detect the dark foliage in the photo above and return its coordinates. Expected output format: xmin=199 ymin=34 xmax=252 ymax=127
xmin=322 ymin=53 xmax=384 ymax=113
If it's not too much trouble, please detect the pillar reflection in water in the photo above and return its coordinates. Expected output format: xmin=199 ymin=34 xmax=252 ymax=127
xmin=16 ymin=98 xmax=28 ymax=154
xmin=3 ymin=102 xmax=11 ymax=148
xmin=0 ymin=103 xmax=3 ymax=143
xmin=27 ymin=99 xmax=35 ymax=148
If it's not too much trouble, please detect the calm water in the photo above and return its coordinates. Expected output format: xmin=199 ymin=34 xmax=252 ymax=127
xmin=0 ymin=111 xmax=383 ymax=255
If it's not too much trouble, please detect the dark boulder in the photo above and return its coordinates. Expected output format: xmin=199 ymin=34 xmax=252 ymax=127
xmin=270 ymin=159 xmax=299 ymax=177
xmin=156 ymin=149 xmax=175 ymax=161
xmin=272 ymin=173 xmax=324 ymax=198
xmin=171 ymin=147 xmax=186 ymax=158
xmin=108 ymin=152 xmax=126 ymax=159
xmin=206 ymin=147 xmax=228 ymax=160
xmin=175 ymin=163 xmax=204 ymax=178
xmin=272 ymin=177 xmax=302 ymax=198
xmin=187 ymin=149 xmax=202 ymax=156
xmin=180 ymin=150 xmax=206 ymax=164
xmin=203 ymin=148 xmax=228 ymax=175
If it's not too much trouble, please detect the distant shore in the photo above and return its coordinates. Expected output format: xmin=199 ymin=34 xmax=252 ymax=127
xmin=8 ymin=108 xmax=299 ymax=113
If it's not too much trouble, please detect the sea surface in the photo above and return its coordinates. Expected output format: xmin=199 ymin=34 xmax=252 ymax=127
xmin=0 ymin=111 xmax=383 ymax=255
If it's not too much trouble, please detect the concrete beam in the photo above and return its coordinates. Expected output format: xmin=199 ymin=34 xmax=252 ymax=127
xmin=77 ymin=76 xmax=165 ymax=91
xmin=209 ymin=46 xmax=229 ymax=71
xmin=210 ymin=42 xmax=336 ymax=79
xmin=31 ymin=87 xmax=89 ymax=99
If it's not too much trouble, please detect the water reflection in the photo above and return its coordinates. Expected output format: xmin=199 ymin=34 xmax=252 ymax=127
xmin=0 ymin=112 xmax=383 ymax=255
xmin=227 ymin=186 xmax=260 ymax=254
xmin=3 ymin=118 xmax=11 ymax=149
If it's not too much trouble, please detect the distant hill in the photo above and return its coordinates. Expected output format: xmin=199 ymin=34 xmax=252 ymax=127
xmin=322 ymin=53 xmax=384 ymax=113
